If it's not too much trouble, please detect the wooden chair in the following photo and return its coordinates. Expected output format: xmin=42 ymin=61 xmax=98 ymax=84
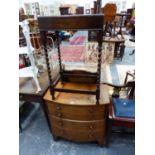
xmin=102 ymin=3 xmax=117 ymax=37
xmin=129 ymin=37 xmax=135 ymax=55
xmin=102 ymin=73 xmax=135 ymax=146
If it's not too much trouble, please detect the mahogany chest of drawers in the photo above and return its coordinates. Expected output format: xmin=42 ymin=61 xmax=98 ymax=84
xmin=43 ymin=83 xmax=109 ymax=146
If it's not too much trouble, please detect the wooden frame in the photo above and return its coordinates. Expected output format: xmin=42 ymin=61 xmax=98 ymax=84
xmin=38 ymin=15 xmax=104 ymax=104
xmin=102 ymin=79 xmax=135 ymax=146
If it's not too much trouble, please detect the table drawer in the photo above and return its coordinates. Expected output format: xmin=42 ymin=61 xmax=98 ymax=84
xmin=50 ymin=115 xmax=105 ymax=133
xmin=46 ymin=101 xmax=106 ymax=120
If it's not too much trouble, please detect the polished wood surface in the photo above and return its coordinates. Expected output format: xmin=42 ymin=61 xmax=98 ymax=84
xmin=52 ymin=126 xmax=105 ymax=144
xmin=38 ymin=15 xmax=104 ymax=30
xmin=44 ymin=82 xmax=109 ymax=146
xmin=46 ymin=101 xmax=105 ymax=121
xmin=50 ymin=115 xmax=105 ymax=131
xmin=44 ymin=82 xmax=109 ymax=105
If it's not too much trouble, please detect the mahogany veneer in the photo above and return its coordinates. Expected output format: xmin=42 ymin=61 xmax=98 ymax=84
xmin=43 ymin=82 xmax=109 ymax=146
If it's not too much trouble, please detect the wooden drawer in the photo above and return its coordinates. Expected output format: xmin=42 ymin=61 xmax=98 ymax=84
xmin=46 ymin=101 xmax=106 ymax=121
xmin=49 ymin=115 xmax=105 ymax=133
xmin=52 ymin=126 xmax=105 ymax=143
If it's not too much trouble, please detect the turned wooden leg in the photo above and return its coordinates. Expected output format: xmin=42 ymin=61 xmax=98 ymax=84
xmin=40 ymin=100 xmax=52 ymax=133
xmin=106 ymin=119 xmax=112 ymax=147
xmin=19 ymin=123 xmax=22 ymax=133
xmin=97 ymin=139 xmax=105 ymax=147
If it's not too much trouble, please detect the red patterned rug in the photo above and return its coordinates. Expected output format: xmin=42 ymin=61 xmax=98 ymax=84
xmin=69 ymin=36 xmax=86 ymax=45
xmin=52 ymin=46 xmax=84 ymax=62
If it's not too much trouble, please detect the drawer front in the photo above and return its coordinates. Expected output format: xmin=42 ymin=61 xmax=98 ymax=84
xmin=46 ymin=101 xmax=106 ymax=120
xmin=50 ymin=115 xmax=105 ymax=133
xmin=52 ymin=126 xmax=105 ymax=142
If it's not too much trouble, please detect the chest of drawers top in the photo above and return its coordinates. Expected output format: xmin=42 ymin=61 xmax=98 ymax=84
xmin=43 ymin=82 xmax=110 ymax=105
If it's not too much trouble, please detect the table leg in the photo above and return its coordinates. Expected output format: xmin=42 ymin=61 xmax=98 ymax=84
xmin=40 ymin=99 xmax=52 ymax=133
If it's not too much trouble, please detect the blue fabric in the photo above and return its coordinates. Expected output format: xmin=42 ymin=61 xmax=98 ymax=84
xmin=112 ymin=98 xmax=135 ymax=118
xmin=59 ymin=31 xmax=70 ymax=39
xmin=59 ymin=31 xmax=65 ymax=39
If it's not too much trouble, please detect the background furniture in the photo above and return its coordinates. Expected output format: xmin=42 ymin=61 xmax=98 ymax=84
xmin=59 ymin=7 xmax=69 ymax=15
xmin=103 ymin=37 xmax=125 ymax=60
xmin=129 ymin=38 xmax=135 ymax=55
xmin=103 ymin=72 xmax=135 ymax=146
xmin=19 ymin=101 xmax=25 ymax=132
xmin=76 ymin=7 xmax=84 ymax=14
xmin=117 ymin=13 xmax=131 ymax=37
xmin=19 ymin=19 xmax=42 ymax=93
xmin=88 ymin=0 xmax=101 ymax=41
xmin=125 ymin=8 xmax=134 ymax=27
xmin=38 ymin=15 xmax=104 ymax=105
xmin=19 ymin=71 xmax=52 ymax=132
xmin=102 ymin=3 xmax=117 ymax=37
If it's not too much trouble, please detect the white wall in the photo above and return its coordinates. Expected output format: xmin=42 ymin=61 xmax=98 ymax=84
xmin=20 ymin=0 xmax=94 ymax=7
xmin=20 ymin=0 xmax=134 ymax=7
xmin=19 ymin=0 xmax=135 ymax=13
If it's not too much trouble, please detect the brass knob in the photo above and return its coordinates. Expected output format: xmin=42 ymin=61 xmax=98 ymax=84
xmin=89 ymin=125 xmax=94 ymax=129
xmin=56 ymin=106 xmax=61 ymax=110
xmin=56 ymin=113 xmax=62 ymax=117
xmin=89 ymin=108 xmax=94 ymax=113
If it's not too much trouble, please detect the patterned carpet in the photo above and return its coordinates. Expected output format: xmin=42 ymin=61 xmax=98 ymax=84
xmin=69 ymin=36 xmax=86 ymax=45
xmin=52 ymin=46 xmax=84 ymax=62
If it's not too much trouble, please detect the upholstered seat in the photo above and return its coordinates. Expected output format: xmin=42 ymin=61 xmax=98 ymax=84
xmin=112 ymin=98 xmax=135 ymax=118
xmin=102 ymin=71 xmax=135 ymax=147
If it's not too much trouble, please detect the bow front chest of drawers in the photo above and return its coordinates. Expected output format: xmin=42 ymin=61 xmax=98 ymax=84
xmin=43 ymin=82 xmax=109 ymax=146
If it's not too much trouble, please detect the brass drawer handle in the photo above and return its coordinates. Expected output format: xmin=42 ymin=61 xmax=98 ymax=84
xmin=56 ymin=113 xmax=62 ymax=117
xmin=88 ymin=108 xmax=94 ymax=113
xmin=56 ymin=106 xmax=61 ymax=110
xmin=89 ymin=125 xmax=94 ymax=129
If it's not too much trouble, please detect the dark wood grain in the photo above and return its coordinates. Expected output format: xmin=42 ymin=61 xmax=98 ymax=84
xmin=46 ymin=102 xmax=105 ymax=121
xmin=38 ymin=15 xmax=104 ymax=105
xmin=38 ymin=15 xmax=104 ymax=31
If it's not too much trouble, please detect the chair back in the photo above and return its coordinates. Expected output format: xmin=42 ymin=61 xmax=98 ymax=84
xmin=125 ymin=80 xmax=135 ymax=99
xmin=102 ymin=3 xmax=117 ymax=22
